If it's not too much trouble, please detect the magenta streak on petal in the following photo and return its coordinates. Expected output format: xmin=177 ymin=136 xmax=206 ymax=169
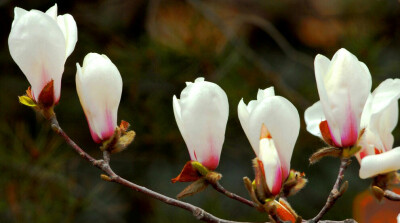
xmin=280 ymin=163 xmax=289 ymax=181
xmin=270 ymin=165 xmax=283 ymax=195
xmin=327 ymin=122 xmax=341 ymax=147
xmin=340 ymin=101 xmax=358 ymax=147
xmin=100 ymin=109 xmax=116 ymax=141
xmin=358 ymin=150 xmax=367 ymax=161
xmin=193 ymin=150 xmax=198 ymax=161
xmin=32 ymin=64 xmax=50 ymax=102
xmin=85 ymin=113 xmax=102 ymax=143
xmin=200 ymin=136 xmax=220 ymax=170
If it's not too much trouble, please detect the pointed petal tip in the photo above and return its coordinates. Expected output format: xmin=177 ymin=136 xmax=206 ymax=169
xmin=260 ymin=124 xmax=271 ymax=139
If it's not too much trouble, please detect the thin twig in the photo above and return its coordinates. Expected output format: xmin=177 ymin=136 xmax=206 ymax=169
xmin=49 ymin=115 xmax=256 ymax=223
xmin=210 ymin=181 xmax=256 ymax=208
xmin=312 ymin=158 xmax=351 ymax=222
xmin=383 ymin=189 xmax=400 ymax=201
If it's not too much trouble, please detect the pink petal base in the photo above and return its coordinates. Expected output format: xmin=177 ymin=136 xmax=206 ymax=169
xmin=339 ymin=105 xmax=358 ymax=147
xmin=87 ymin=109 xmax=116 ymax=144
xmin=325 ymin=104 xmax=358 ymax=148
xmin=270 ymin=165 xmax=283 ymax=196
xmin=200 ymin=154 xmax=220 ymax=171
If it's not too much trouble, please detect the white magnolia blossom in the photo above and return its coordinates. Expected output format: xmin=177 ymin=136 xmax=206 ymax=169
xmin=9 ymin=4 xmax=77 ymax=103
xmin=238 ymin=87 xmax=300 ymax=194
xmin=76 ymin=53 xmax=123 ymax=143
xmin=304 ymin=48 xmax=372 ymax=147
xmin=173 ymin=77 xmax=229 ymax=170
xmin=357 ymin=79 xmax=400 ymax=178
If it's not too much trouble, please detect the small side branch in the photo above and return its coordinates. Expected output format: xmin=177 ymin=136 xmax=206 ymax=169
xmin=210 ymin=181 xmax=256 ymax=208
xmin=312 ymin=158 xmax=351 ymax=222
xmin=49 ymin=115 xmax=254 ymax=223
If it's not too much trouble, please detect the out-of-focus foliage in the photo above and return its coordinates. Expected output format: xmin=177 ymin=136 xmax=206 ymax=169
xmin=1 ymin=0 xmax=400 ymax=222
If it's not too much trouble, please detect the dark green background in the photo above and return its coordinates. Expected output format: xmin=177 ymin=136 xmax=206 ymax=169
xmin=1 ymin=0 xmax=400 ymax=222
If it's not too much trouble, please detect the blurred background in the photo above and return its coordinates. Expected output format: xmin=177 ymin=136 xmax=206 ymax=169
xmin=1 ymin=0 xmax=400 ymax=222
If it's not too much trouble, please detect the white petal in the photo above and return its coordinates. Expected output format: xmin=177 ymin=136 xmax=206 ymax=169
xmin=238 ymin=99 xmax=250 ymax=139
xmin=304 ymin=101 xmax=325 ymax=138
xmin=369 ymin=79 xmax=400 ymax=130
xmin=12 ymin=7 xmax=28 ymax=28
xmin=57 ymin=14 xmax=78 ymax=58
xmin=257 ymin=87 xmax=275 ymax=100
xmin=360 ymin=94 xmax=373 ymax=129
xmin=76 ymin=53 xmax=122 ymax=142
xmin=246 ymin=95 xmax=300 ymax=174
xmin=175 ymin=78 xmax=229 ymax=169
xmin=9 ymin=10 xmax=66 ymax=101
xmin=45 ymin=4 xmax=58 ymax=20
xmin=355 ymin=128 xmax=384 ymax=162
xmin=316 ymin=48 xmax=372 ymax=147
xmin=173 ymin=95 xmax=189 ymax=157
xmin=259 ymin=138 xmax=282 ymax=195
xmin=359 ymin=147 xmax=400 ymax=179
xmin=397 ymin=213 xmax=400 ymax=223
xmin=314 ymin=54 xmax=331 ymax=81
xmin=370 ymin=79 xmax=400 ymax=115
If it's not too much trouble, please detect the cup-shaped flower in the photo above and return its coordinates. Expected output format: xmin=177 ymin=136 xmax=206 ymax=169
xmin=356 ymin=79 xmax=400 ymax=178
xmin=9 ymin=4 xmax=77 ymax=106
xmin=173 ymin=77 xmax=229 ymax=170
xmin=238 ymin=87 xmax=300 ymax=194
xmin=304 ymin=48 xmax=372 ymax=148
xmin=76 ymin=53 xmax=123 ymax=143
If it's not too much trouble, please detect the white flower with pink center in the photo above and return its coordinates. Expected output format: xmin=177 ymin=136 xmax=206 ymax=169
xmin=76 ymin=53 xmax=123 ymax=143
xmin=173 ymin=77 xmax=229 ymax=170
xmin=238 ymin=87 xmax=300 ymax=195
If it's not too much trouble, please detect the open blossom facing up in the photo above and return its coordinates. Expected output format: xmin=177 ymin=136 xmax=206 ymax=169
xmin=356 ymin=79 xmax=400 ymax=178
xmin=76 ymin=53 xmax=123 ymax=143
xmin=9 ymin=4 xmax=77 ymax=105
xmin=304 ymin=48 xmax=372 ymax=148
xmin=173 ymin=77 xmax=229 ymax=170
xmin=238 ymin=87 xmax=300 ymax=195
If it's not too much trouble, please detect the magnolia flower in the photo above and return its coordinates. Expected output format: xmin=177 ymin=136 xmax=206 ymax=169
xmin=76 ymin=53 xmax=123 ymax=143
xmin=173 ymin=77 xmax=229 ymax=170
xmin=304 ymin=48 xmax=372 ymax=147
xmin=356 ymin=79 xmax=400 ymax=178
xmin=238 ymin=87 xmax=300 ymax=195
xmin=9 ymin=4 xmax=77 ymax=105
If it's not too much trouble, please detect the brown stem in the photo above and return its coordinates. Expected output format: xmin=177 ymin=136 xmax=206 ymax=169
xmin=210 ymin=181 xmax=256 ymax=208
xmin=383 ymin=189 xmax=400 ymax=201
xmin=49 ymin=115 xmax=254 ymax=223
xmin=312 ymin=158 xmax=351 ymax=222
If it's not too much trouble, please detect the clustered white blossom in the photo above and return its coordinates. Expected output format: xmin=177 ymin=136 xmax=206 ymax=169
xmin=8 ymin=4 xmax=400 ymax=221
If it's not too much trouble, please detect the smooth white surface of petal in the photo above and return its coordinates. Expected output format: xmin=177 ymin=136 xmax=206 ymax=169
xmin=12 ymin=7 xmax=28 ymax=27
xmin=239 ymin=89 xmax=299 ymax=175
xmin=378 ymin=102 xmax=397 ymax=151
xmin=57 ymin=14 xmax=77 ymax=58
xmin=258 ymin=138 xmax=282 ymax=195
xmin=304 ymin=101 xmax=325 ymax=138
xmin=360 ymin=94 xmax=373 ymax=129
xmin=359 ymin=147 xmax=400 ymax=179
xmin=45 ymin=4 xmax=58 ymax=20
xmin=9 ymin=10 xmax=66 ymax=101
xmin=315 ymin=48 xmax=372 ymax=147
xmin=175 ymin=77 xmax=229 ymax=169
xmin=76 ymin=53 xmax=122 ymax=143
xmin=238 ymin=99 xmax=250 ymax=138
xmin=368 ymin=79 xmax=400 ymax=132
xmin=397 ymin=213 xmax=400 ymax=223
xmin=257 ymin=87 xmax=275 ymax=100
